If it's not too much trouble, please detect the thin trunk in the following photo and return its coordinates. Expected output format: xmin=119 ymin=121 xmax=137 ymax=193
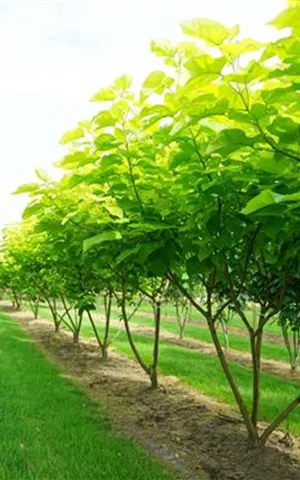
xmin=45 ymin=296 xmax=60 ymax=333
xmin=150 ymin=301 xmax=161 ymax=389
xmin=175 ymin=302 xmax=182 ymax=339
xmin=120 ymin=292 xmax=150 ymax=378
xmin=179 ymin=324 xmax=185 ymax=340
xmin=220 ymin=319 xmax=230 ymax=350
xmin=32 ymin=298 xmax=40 ymax=319
xmin=252 ymin=304 xmax=257 ymax=331
xmin=12 ymin=289 xmax=21 ymax=310
xmin=59 ymin=294 xmax=77 ymax=332
xmin=87 ymin=310 xmax=108 ymax=359
xmin=260 ymin=392 xmax=300 ymax=444
xmin=251 ymin=330 xmax=263 ymax=428
xmin=103 ymin=291 xmax=113 ymax=352
xmin=73 ymin=312 xmax=83 ymax=344
xmin=168 ymin=272 xmax=258 ymax=442
xmin=207 ymin=317 xmax=258 ymax=442
xmin=281 ymin=321 xmax=294 ymax=371
xmin=175 ymin=302 xmax=188 ymax=340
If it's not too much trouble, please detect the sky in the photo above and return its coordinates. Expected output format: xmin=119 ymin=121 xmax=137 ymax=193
xmin=0 ymin=0 xmax=286 ymax=229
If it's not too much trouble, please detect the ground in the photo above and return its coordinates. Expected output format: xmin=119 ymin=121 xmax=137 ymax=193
xmin=7 ymin=307 xmax=300 ymax=480
xmin=0 ymin=310 xmax=173 ymax=480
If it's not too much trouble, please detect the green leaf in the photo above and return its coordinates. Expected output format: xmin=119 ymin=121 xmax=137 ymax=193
xmin=93 ymin=111 xmax=116 ymax=128
xmin=95 ymin=134 xmax=120 ymax=151
xmin=221 ymin=38 xmax=264 ymax=57
xmin=142 ymin=71 xmax=174 ymax=94
xmin=282 ymin=192 xmax=300 ymax=202
xmin=264 ymin=217 xmax=284 ymax=238
xmin=83 ymin=231 xmax=122 ymax=252
xmin=58 ymin=151 xmax=95 ymax=169
xmin=116 ymin=245 xmax=141 ymax=265
xmin=140 ymin=105 xmax=173 ymax=128
xmin=22 ymin=202 xmax=42 ymax=219
xmin=104 ymin=204 xmax=124 ymax=218
xmin=90 ymin=87 xmax=117 ymax=102
xmin=13 ymin=183 xmax=40 ymax=194
xmin=101 ymin=154 xmax=123 ymax=170
xmin=198 ymin=244 xmax=211 ymax=262
xmin=150 ymin=39 xmax=176 ymax=57
xmin=184 ymin=55 xmax=226 ymax=77
xmin=269 ymin=6 xmax=300 ymax=30
xmin=114 ymin=74 xmax=133 ymax=90
xmin=34 ymin=167 xmax=51 ymax=182
xmin=241 ymin=190 xmax=283 ymax=215
xmin=181 ymin=18 xmax=235 ymax=46
xmin=60 ymin=127 xmax=84 ymax=145
xmin=186 ymin=256 xmax=201 ymax=277
xmin=206 ymin=129 xmax=255 ymax=156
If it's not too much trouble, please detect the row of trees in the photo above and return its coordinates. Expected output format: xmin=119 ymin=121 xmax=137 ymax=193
xmin=1 ymin=0 xmax=300 ymax=447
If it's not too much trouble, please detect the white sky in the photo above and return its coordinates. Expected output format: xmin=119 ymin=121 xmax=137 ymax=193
xmin=0 ymin=0 xmax=286 ymax=229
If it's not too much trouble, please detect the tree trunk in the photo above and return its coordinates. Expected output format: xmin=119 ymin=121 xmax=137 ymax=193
xmin=73 ymin=331 xmax=79 ymax=343
xmin=251 ymin=330 xmax=263 ymax=428
xmin=120 ymin=289 xmax=151 ymax=381
xmin=87 ymin=310 xmax=107 ymax=360
xmin=207 ymin=316 xmax=258 ymax=443
xmin=33 ymin=299 xmax=40 ymax=319
xmin=100 ymin=345 xmax=108 ymax=361
xmin=12 ymin=289 xmax=21 ymax=310
xmin=103 ymin=290 xmax=113 ymax=357
xmin=260 ymin=392 xmax=300 ymax=444
xmin=150 ymin=301 xmax=161 ymax=390
xmin=150 ymin=368 xmax=158 ymax=389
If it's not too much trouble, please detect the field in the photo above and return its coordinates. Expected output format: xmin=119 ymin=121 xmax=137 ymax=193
xmin=24 ymin=301 xmax=300 ymax=435
xmin=4 ymin=301 xmax=300 ymax=480
xmin=2 ymin=3 xmax=300 ymax=479
xmin=0 ymin=310 xmax=172 ymax=480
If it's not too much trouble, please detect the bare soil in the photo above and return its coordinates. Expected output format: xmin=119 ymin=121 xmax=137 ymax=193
xmin=7 ymin=307 xmax=300 ymax=480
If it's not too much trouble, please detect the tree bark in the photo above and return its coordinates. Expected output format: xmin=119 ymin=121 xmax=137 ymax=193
xmin=250 ymin=330 xmax=263 ymax=428
xmin=150 ymin=301 xmax=161 ymax=389
xmin=260 ymin=392 xmax=300 ymax=444
xmin=207 ymin=317 xmax=258 ymax=443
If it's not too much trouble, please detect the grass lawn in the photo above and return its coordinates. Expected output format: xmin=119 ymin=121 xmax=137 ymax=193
xmin=23 ymin=305 xmax=300 ymax=435
xmin=37 ymin=304 xmax=289 ymax=364
xmin=81 ymin=325 xmax=300 ymax=436
xmin=0 ymin=311 xmax=172 ymax=480
xmin=125 ymin=314 xmax=290 ymax=364
xmin=116 ymin=299 xmax=283 ymax=337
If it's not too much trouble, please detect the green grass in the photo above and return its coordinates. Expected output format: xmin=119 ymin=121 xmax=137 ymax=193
xmin=14 ymin=305 xmax=300 ymax=436
xmin=70 ymin=323 xmax=300 ymax=435
xmin=37 ymin=303 xmax=289 ymax=365
xmin=113 ymin=298 xmax=283 ymax=337
xmin=125 ymin=314 xmax=290 ymax=363
xmin=80 ymin=326 xmax=300 ymax=436
xmin=0 ymin=311 xmax=172 ymax=480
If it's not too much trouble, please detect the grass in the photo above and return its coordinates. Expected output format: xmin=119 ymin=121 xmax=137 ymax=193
xmin=126 ymin=314 xmax=290 ymax=364
xmin=36 ymin=303 xmax=289 ymax=365
xmin=87 ymin=327 xmax=300 ymax=436
xmin=20 ymin=304 xmax=300 ymax=435
xmin=0 ymin=311 xmax=172 ymax=480
xmin=115 ymin=298 xmax=283 ymax=337
xmin=70 ymin=322 xmax=300 ymax=436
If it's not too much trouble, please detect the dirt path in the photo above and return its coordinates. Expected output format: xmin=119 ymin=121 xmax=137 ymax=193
xmin=7 ymin=309 xmax=300 ymax=480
